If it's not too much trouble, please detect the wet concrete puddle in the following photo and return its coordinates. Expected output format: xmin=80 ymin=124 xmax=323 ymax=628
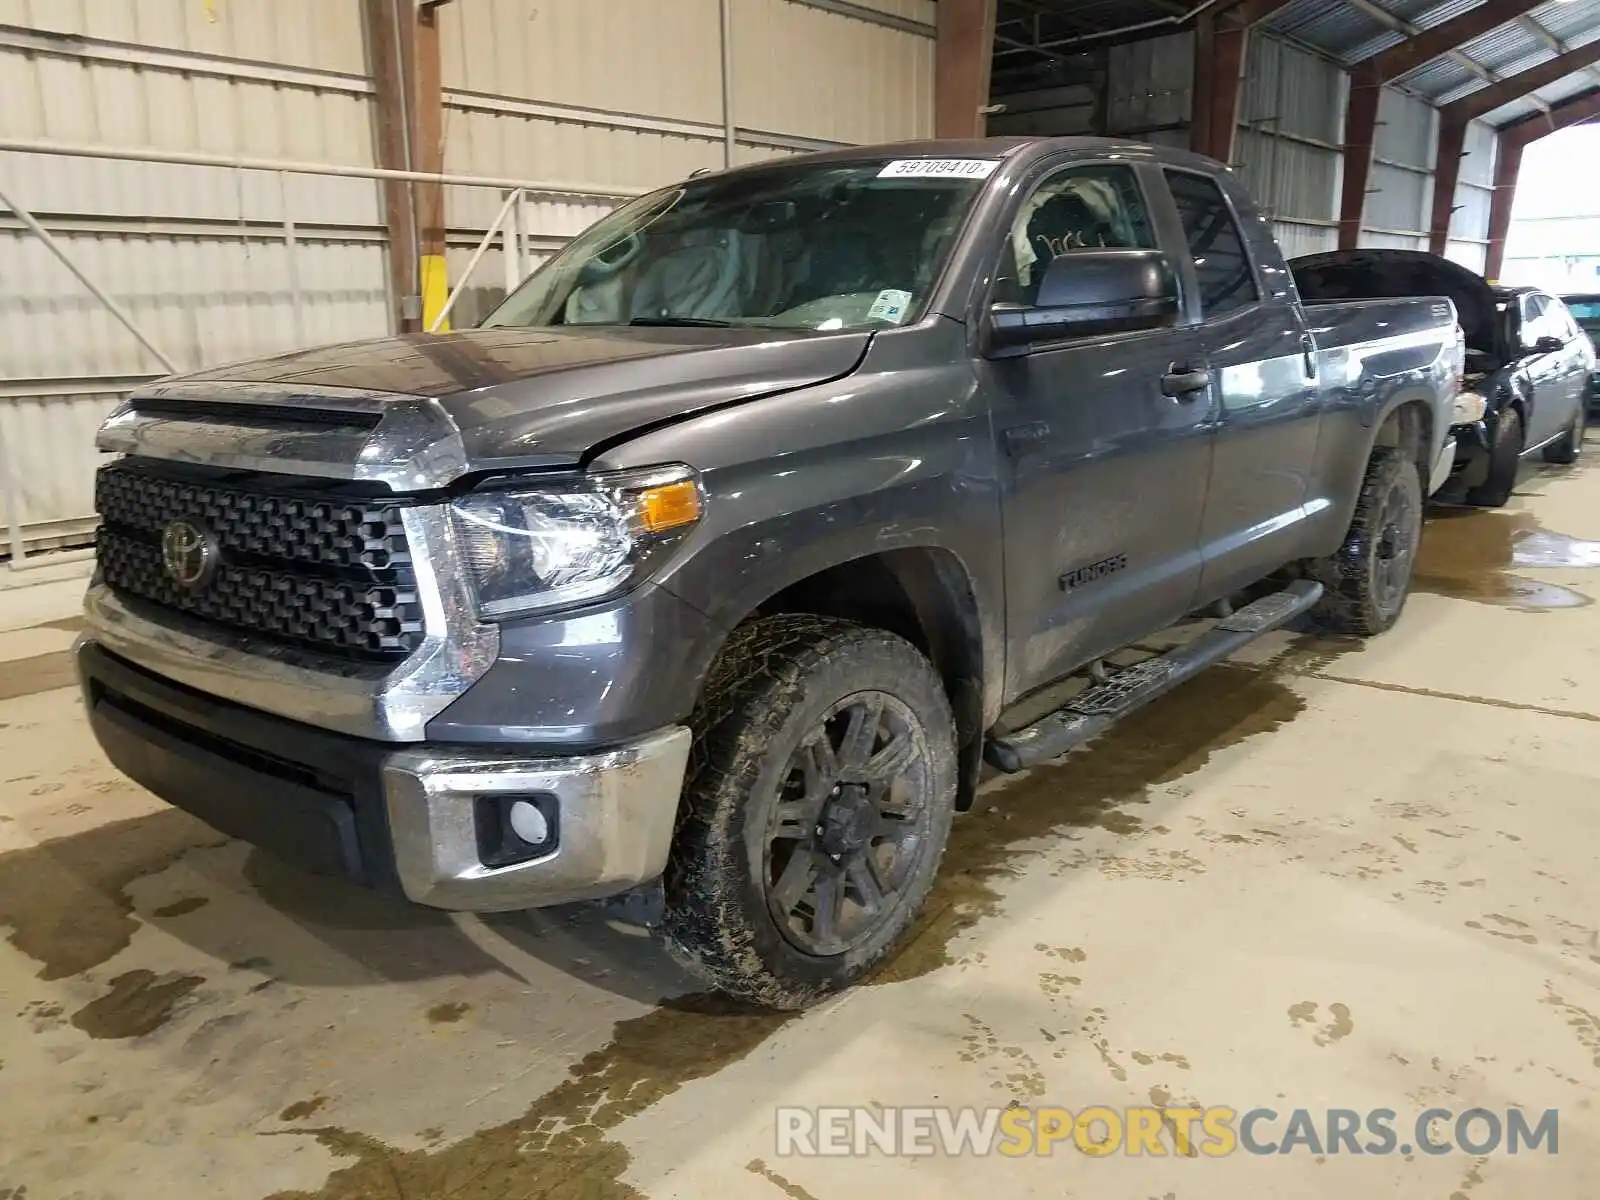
xmin=1415 ymin=508 xmax=1600 ymax=611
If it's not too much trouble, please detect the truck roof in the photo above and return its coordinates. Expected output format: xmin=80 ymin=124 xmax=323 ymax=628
xmin=711 ymin=136 xmax=1228 ymax=179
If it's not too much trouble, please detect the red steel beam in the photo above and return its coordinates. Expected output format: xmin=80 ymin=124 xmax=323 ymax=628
xmin=1338 ymin=0 xmax=1545 ymax=249
xmin=937 ymin=0 xmax=997 ymax=138
xmin=1428 ymin=41 xmax=1600 ymax=254
xmin=1485 ymin=136 xmax=1522 ymax=281
xmin=1192 ymin=0 xmax=1296 ymax=163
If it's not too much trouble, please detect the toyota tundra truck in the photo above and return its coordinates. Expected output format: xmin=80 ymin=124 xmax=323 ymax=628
xmin=77 ymin=138 xmax=1460 ymax=1009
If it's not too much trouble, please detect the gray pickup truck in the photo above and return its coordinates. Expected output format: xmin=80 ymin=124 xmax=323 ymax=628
xmin=78 ymin=138 xmax=1460 ymax=1008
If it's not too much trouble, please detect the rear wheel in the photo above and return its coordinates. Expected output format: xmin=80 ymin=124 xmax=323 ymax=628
xmin=1308 ymin=447 xmax=1422 ymax=636
xmin=1543 ymin=403 xmax=1586 ymax=465
xmin=663 ymin=615 xmax=958 ymax=1010
xmin=1466 ymin=405 xmax=1523 ymax=507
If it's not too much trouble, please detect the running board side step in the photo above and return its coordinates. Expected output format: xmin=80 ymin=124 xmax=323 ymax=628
xmin=984 ymin=580 xmax=1323 ymax=774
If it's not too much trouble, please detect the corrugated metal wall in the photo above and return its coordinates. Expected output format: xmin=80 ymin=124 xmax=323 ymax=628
xmin=0 ymin=0 xmax=386 ymax=557
xmin=1234 ymin=35 xmax=1344 ymax=258
xmin=437 ymin=0 xmax=935 ymax=322
xmin=1106 ymin=33 xmax=1194 ymax=143
xmin=1 ymin=0 xmax=935 ymax=556
xmin=1444 ymin=119 xmax=1495 ymax=274
xmin=1363 ymin=87 xmax=1434 ymax=248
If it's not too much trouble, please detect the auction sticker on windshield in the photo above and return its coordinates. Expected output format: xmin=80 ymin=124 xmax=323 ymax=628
xmin=878 ymin=159 xmax=1001 ymax=180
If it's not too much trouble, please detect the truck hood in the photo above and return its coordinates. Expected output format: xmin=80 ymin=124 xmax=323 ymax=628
xmin=1289 ymin=249 xmax=1496 ymax=357
xmin=165 ymin=325 xmax=872 ymax=471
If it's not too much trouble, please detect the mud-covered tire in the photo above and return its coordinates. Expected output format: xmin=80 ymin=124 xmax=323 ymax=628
xmin=662 ymin=615 xmax=958 ymax=1010
xmin=1543 ymin=403 xmax=1586 ymax=465
xmin=1308 ymin=447 xmax=1423 ymax=636
xmin=1466 ymin=405 xmax=1523 ymax=507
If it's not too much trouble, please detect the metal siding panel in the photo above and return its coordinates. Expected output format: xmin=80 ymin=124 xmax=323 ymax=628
xmin=1106 ymin=32 xmax=1193 ymax=136
xmin=846 ymin=0 xmax=936 ymax=20
xmin=1360 ymin=230 xmax=1427 ymax=250
xmin=1366 ymin=163 xmax=1430 ymax=234
xmin=440 ymin=107 xmax=710 ymax=236
xmin=1241 ymin=36 xmax=1343 ymax=144
xmin=5 ymin=0 xmax=367 ymax=74
xmin=439 ymin=0 xmax=725 ymax=127
xmin=1233 ymin=130 xmax=1339 ymax=223
xmin=0 ymin=392 xmax=121 ymax=533
xmin=731 ymin=0 xmax=934 ymax=144
xmin=1444 ymin=239 xmax=1487 ymax=273
xmin=0 ymin=229 xmax=388 ymax=380
xmin=1374 ymin=88 xmax=1434 ymax=169
xmin=1459 ymin=119 xmax=1498 ymax=187
xmin=1272 ymin=219 xmax=1338 ymax=258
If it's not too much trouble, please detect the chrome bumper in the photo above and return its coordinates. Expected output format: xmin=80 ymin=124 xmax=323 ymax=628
xmin=381 ymin=728 xmax=691 ymax=911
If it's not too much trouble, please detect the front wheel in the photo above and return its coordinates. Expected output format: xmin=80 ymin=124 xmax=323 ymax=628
xmin=1308 ymin=446 xmax=1423 ymax=636
xmin=663 ymin=615 xmax=958 ymax=1010
xmin=1543 ymin=403 xmax=1586 ymax=465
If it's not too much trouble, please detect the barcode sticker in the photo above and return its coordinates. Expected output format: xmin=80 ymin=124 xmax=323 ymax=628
xmin=877 ymin=158 xmax=1001 ymax=180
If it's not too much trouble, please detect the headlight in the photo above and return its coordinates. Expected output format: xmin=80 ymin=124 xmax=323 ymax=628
xmin=451 ymin=465 xmax=703 ymax=619
xmin=1453 ymin=391 xmax=1487 ymax=425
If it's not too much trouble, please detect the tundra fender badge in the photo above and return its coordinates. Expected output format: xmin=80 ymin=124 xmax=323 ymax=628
xmin=1059 ymin=554 xmax=1128 ymax=591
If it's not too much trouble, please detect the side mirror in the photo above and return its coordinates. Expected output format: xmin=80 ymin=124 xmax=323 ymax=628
xmin=988 ymin=249 xmax=1180 ymax=355
xmin=1532 ymin=334 xmax=1566 ymax=354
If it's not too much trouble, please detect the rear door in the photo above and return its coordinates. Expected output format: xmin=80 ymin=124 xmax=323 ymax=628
xmin=1161 ymin=169 xmax=1323 ymax=601
xmin=979 ymin=158 xmax=1215 ymax=704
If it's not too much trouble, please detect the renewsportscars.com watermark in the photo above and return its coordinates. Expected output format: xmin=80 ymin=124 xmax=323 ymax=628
xmin=775 ymin=1106 xmax=1560 ymax=1158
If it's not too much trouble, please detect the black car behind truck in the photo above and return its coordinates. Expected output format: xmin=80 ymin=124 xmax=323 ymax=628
xmin=1294 ymin=251 xmax=1591 ymax=507
xmin=78 ymin=138 xmax=1459 ymax=1008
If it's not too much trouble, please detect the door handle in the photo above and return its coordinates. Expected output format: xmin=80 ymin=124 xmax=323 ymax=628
xmin=1161 ymin=365 xmax=1211 ymax=398
xmin=1299 ymin=331 xmax=1317 ymax=379
xmin=1002 ymin=421 xmax=1050 ymax=456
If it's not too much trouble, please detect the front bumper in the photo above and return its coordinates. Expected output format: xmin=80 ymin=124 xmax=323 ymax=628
xmin=78 ymin=641 xmax=691 ymax=912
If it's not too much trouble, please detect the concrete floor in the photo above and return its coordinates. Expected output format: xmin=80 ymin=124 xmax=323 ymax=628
xmin=3 ymin=448 xmax=1600 ymax=1200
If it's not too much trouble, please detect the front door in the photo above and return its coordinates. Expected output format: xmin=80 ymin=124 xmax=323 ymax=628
xmin=1522 ymin=294 xmax=1569 ymax=445
xmin=980 ymin=161 xmax=1215 ymax=705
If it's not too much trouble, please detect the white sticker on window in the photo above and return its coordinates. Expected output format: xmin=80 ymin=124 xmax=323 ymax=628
xmin=868 ymin=289 xmax=914 ymax=325
xmin=877 ymin=158 xmax=1001 ymax=180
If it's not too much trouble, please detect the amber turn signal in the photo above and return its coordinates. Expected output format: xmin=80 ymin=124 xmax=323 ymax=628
xmin=633 ymin=479 xmax=704 ymax=534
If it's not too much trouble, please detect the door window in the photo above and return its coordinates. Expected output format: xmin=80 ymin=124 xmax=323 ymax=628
xmin=1522 ymin=295 xmax=1551 ymax=347
xmin=1164 ymin=170 xmax=1260 ymax=318
xmin=995 ymin=165 xmax=1158 ymax=308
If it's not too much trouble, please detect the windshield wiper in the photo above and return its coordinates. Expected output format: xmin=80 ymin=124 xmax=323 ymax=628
xmin=627 ymin=315 xmax=735 ymax=327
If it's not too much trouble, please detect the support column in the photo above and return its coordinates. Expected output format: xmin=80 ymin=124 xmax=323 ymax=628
xmin=1428 ymin=117 xmax=1468 ymax=255
xmin=415 ymin=1 xmax=449 ymax=332
xmin=1338 ymin=62 xmax=1381 ymax=250
xmin=363 ymin=0 xmax=420 ymax=333
xmin=1485 ymin=136 xmax=1523 ymax=284
xmin=936 ymin=0 xmax=997 ymax=138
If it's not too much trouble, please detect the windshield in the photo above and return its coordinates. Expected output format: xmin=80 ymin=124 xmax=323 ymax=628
xmin=1565 ymin=298 xmax=1600 ymax=325
xmin=481 ymin=158 xmax=997 ymax=333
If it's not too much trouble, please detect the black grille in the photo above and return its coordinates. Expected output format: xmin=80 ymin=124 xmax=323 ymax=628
xmin=95 ymin=462 xmax=427 ymax=661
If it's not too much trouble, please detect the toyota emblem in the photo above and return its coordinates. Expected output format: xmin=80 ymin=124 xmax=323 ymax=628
xmin=160 ymin=520 xmax=217 ymax=589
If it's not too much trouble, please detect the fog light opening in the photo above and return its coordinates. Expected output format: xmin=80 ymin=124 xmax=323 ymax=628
xmin=475 ymin=793 xmax=560 ymax=868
